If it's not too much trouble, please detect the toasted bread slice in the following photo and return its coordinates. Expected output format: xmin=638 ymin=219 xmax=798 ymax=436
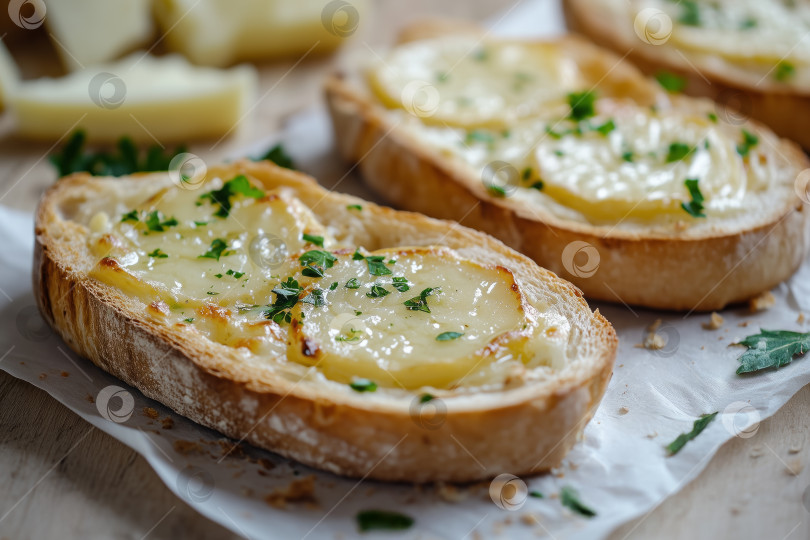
xmin=324 ymin=22 xmax=810 ymax=311
xmin=563 ymin=0 xmax=810 ymax=149
xmin=34 ymin=160 xmax=616 ymax=482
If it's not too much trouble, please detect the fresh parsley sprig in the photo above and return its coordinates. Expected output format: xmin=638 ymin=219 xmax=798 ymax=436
xmin=735 ymin=329 xmax=810 ymax=374
xmin=404 ymin=287 xmax=440 ymax=314
xmin=198 ymin=175 xmax=265 ymax=218
xmin=681 ymin=178 xmax=706 ymax=218
xmin=666 ymin=412 xmax=718 ymax=455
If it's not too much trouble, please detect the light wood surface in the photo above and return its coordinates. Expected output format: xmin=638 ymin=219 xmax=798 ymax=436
xmin=1 ymin=1 xmax=809 ymax=539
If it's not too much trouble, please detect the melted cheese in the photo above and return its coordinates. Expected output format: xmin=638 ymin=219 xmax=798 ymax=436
xmin=369 ymin=36 xmax=583 ymax=128
xmin=86 ymin=174 xmax=565 ymax=390
xmin=639 ymin=0 xmax=810 ymax=66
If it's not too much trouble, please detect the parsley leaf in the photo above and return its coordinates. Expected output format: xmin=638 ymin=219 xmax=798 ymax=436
xmin=567 ymin=90 xmax=597 ymax=122
xmin=263 ymin=277 xmax=303 ymax=324
xmin=560 ymin=486 xmax=596 ymax=517
xmin=681 ymin=178 xmax=706 ymax=218
xmin=254 ymin=143 xmax=295 ymax=169
xmin=419 ymin=394 xmax=434 ymax=403
xmin=775 ymin=61 xmax=795 ymax=82
xmin=350 ymin=379 xmax=378 ymax=393
xmin=302 ymin=233 xmax=324 ymax=247
xmin=301 ymin=288 xmax=326 ymax=307
xmin=665 ymin=142 xmax=694 ymax=163
xmin=147 ymin=248 xmax=168 ymax=258
xmin=404 ymin=287 xmax=440 ymax=314
xmin=198 ymin=239 xmax=229 ymax=261
xmin=356 ymin=510 xmax=413 ymax=531
xmin=353 ymin=251 xmax=392 ymax=276
xmin=391 ymin=277 xmax=410 ymax=292
xmin=299 ymin=250 xmax=337 ymax=278
xmin=121 ymin=210 xmax=139 ymax=222
xmin=144 ymin=211 xmax=178 ymax=232
xmin=678 ymin=1 xmax=701 ymax=26
xmin=346 ymin=204 xmax=362 ymax=211
xmin=345 ymin=278 xmax=361 ymax=289
xmin=366 ymin=285 xmax=390 ymax=298
xmin=198 ymin=175 xmax=265 ymax=218
xmin=736 ymin=129 xmax=759 ymax=157
xmin=436 ymin=331 xmax=464 ymax=341
xmin=594 ymin=118 xmax=616 ymax=136
xmin=655 ymin=71 xmax=687 ymax=93
xmin=529 ymin=491 xmax=544 ymax=499
xmin=666 ymin=412 xmax=718 ymax=455
xmin=465 ymin=130 xmax=496 ymax=145
xmin=735 ymin=329 xmax=810 ymax=374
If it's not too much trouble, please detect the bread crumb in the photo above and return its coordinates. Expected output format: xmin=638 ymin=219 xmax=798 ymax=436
xmin=257 ymin=458 xmax=275 ymax=470
xmin=786 ymin=458 xmax=804 ymax=476
xmin=788 ymin=441 xmax=803 ymax=454
xmin=520 ymin=513 xmax=540 ymax=526
xmin=161 ymin=417 xmax=174 ymax=430
xmin=674 ymin=220 xmax=688 ymax=231
xmin=618 ymin=407 xmax=629 ymax=415
xmin=60 ymin=371 xmax=69 ymax=377
xmin=143 ymin=407 xmax=159 ymax=419
xmin=730 ymin=506 xmax=741 ymax=516
xmin=749 ymin=445 xmax=765 ymax=459
xmin=264 ymin=476 xmax=317 ymax=508
xmin=646 ymin=432 xmax=658 ymax=439
xmin=618 ymin=363 xmax=624 ymax=368
xmin=38 ymin=373 xmax=46 ymax=380
xmin=798 ymin=312 xmax=806 ymax=324
xmin=748 ymin=291 xmax=775 ymax=312
xmin=241 ymin=487 xmax=254 ymax=497
xmin=173 ymin=440 xmax=203 ymax=455
xmin=85 ymin=394 xmax=95 ymax=404
xmin=737 ymin=321 xmax=750 ymax=327
xmin=436 ymin=482 xmax=467 ymax=502
xmin=637 ymin=319 xmax=668 ymax=349
xmin=701 ymin=312 xmax=724 ymax=330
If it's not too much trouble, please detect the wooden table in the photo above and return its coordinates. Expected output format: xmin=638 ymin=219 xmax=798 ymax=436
xmin=1 ymin=1 xmax=808 ymax=538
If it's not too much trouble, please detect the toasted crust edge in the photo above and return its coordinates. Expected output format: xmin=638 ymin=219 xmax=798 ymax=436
xmin=323 ymin=32 xmax=810 ymax=311
xmin=33 ymin=161 xmax=617 ymax=483
xmin=562 ymin=0 xmax=810 ymax=150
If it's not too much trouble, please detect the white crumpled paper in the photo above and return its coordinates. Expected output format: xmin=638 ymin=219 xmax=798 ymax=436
xmin=2 ymin=1 xmax=810 ymax=538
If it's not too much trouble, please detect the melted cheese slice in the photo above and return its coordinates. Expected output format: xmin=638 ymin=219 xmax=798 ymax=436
xmin=287 ymin=247 xmax=562 ymax=389
xmin=369 ymin=36 xmax=582 ymax=128
xmin=86 ymin=174 xmax=564 ymax=390
xmin=534 ymin=101 xmax=747 ymax=220
xmin=639 ymin=0 xmax=810 ymax=66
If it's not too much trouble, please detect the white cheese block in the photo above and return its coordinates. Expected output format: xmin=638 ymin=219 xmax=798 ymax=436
xmin=12 ymin=53 xmax=257 ymax=143
xmin=44 ymin=0 xmax=154 ymax=71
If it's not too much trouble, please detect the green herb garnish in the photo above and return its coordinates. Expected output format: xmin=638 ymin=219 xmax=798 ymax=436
xmin=487 ymin=185 xmax=508 ymax=197
xmin=301 ymin=289 xmax=326 ymax=306
xmin=521 ymin=167 xmax=532 ymax=180
xmin=346 ymin=204 xmax=362 ymax=211
xmin=655 ymin=71 xmax=687 ymax=93
xmin=366 ymin=285 xmax=391 ymax=298
xmin=594 ymin=118 xmax=616 ymax=136
xmin=302 ymin=233 xmax=324 ymax=247
xmin=147 ymin=248 xmax=168 ymax=259
xmin=356 ymin=510 xmax=413 ymax=531
xmin=353 ymin=251 xmax=392 ymax=277
xmin=254 ymin=143 xmax=295 ymax=169
xmin=736 ymin=129 xmax=759 ymax=157
xmin=263 ymin=277 xmax=303 ymax=324
xmin=198 ymin=175 xmax=265 ymax=218
xmin=681 ymin=178 xmax=706 ymax=218
xmin=666 ymin=412 xmax=718 ymax=455
xmin=775 ymin=61 xmax=795 ymax=82
xmin=678 ymin=1 xmax=701 ymax=26
xmin=567 ymin=90 xmax=597 ymax=122
xmin=665 ymin=142 xmax=694 ymax=163
xmin=121 ymin=210 xmax=139 ymax=223
xmin=391 ymin=277 xmax=410 ymax=292
xmin=329 ymin=281 xmax=339 ymax=290
xmin=350 ymin=379 xmax=378 ymax=393
xmin=345 ymin=278 xmax=361 ymax=289
xmin=707 ymin=112 xmax=718 ymax=123
xmin=404 ymin=287 xmax=439 ymax=314
xmin=560 ymin=486 xmax=596 ymax=517
xmin=530 ymin=181 xmax=544 ymax=190
xmin=144 ymin=211 xmax=178 ymax=233
xmin=299 ymin=250 xmax=337 ymax=278
xmin=436 ymin=331 xmax=464 ymax=341
xmin=198 ymin=239 xmax=229 ymax=261
xmin=465 ymin=130 xmax=496 ymax=145
xmin=735 ymin=329 xmax=810 ymax=374
xmin=183 ymin=318 xmax=194 ymax=323
xmin=419 ymin=394 xmax=434 ymax=403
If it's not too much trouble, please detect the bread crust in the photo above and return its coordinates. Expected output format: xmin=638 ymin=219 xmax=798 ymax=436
xmin=323 ymin=30 xmax=810 ymax=312
xmin=562 ymin=0 xmax=810 ymax=149
xmin=34 ymin=161 xmax=617 ymax=483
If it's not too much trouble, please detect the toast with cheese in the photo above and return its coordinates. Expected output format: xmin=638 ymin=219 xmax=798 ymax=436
xmin=563 ymin=0 xmax=810 ymax=149
xmin=34 ymin=160 xmax=616 ymax=482
xmin=324 ymin=22 xmax=810 ymax=311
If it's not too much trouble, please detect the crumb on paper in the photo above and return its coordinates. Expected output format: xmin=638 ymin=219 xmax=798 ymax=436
xmin=38 ymin=373 xmax=46 ymax=380
xmin=638 ymin=319 xmax=666 ymax=350
xmin=85 ymin=394 xmax=95 ymax=403
xmin=618 ymin=407 xmax=629 ymax=416
xmin=436 ymin=482 xmax=467 ymax=502
xmin=701 ymin=312 xmax=724 ymax=330
xmin=798 ymin=312 xmax=806 ymax=324
xmin=749 ymin=445 xmax=765 ymax=459
xmin=737 ymin=321 xmax=750 ymax=327
xmin=618 ymin=363 xmax=624 ymax=368
xmin=218 ymin=440 xmax=246 ymax=459
xmin=730 ymin=506 xmax=741 ymax=516
xmin=786 ymin=458 xmax=804 ymax=476
xmin=241 ymin=487 xmax=254 ymax=497
xmin=173 ymin=440 xmax=203 ymax=455
xmin=646 ymin=432 xmax=658 ymax=439
xmin=143 ymin=407 xmax=159 ymax=419
xmin=788 ymin=441 xmax=803 ymax=454
xmin=60 ymin=371 xmax=69 ymax=377
xmin=264 ymin=476 xmax=317 ymax=509
xmin=161 ymin=416 xmax=174 ymax=430
xmin=520 ymin=513 xmax=540 ymax=526
xmin=257 ymin=458 xmax=275 ymax=471
xmin=748 ymin=291 xmax=775 ymax=313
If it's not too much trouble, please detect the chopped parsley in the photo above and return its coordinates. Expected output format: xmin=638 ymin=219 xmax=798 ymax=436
xmin=707 ymin=112 xmax=718 ymax=123
xmin=666 ymin=412 xmax=718 ymax=455
xmin=621 ymin=150 xmax=634 ymax=162
xmin=487 ymin=184 xmax=508 ymax=197
xmin=465 ymin=130 xmax=496 ymax=146
xmin=254 ymin=143 xmax=295 ymax=169
xmin=560 ymin=486 xmax=597 ymax=517
xmin=353 ymin=250 xmax=392 ymax=277
xmin=329 ymin=281 xmax=339 ymax=290
xmin=206 ymin=291 xmax=219 ymax=296
xmin=436 ymin=331 xmax=464 ymax=341
xmin=594 ymin=118 xmax=616 ymax=136
xmin=567 ymin=90 xmax=597 ymax=122
xmin=775 ymin=61 xmax=795 ymax=82
xmin=121 ymin=210 xmax=139 ymax=223
xmin=655 ymin=71 xmax=687 ymax=93
xmin=665 ymin=142 xmax=694 ymax=163
xmin=147 ymin=248 xmax=168 ymax=259
xmin=198 ymin=175 xmax=265 ymax=218
xmin=391 ymin=277 xmax=410 ymax=292
xmin=345 ymin=278 xmax=361 ymax=289
xmin=302 ymin=233 xmax=324 ymax=247
xmin=198 ymin=239 xmax=230 ymax=261
xmin=335 ymin=329 xmax=362 ymax=342
xmin=404 ymin=287 xmax=440 ymax=314
xmin=301 ymin=288 xmax=326 ymax=307
xmin=681 ymin=178 xmax=706 ymax=218
xmin=436 ymin=71 xmax=450 ymax=83
xmin=356 ymin=510 xmax=413 ymax=532
xmin=521 ymin=167 xmax=532 ymax=181
xmin=736 ymin=129 xmax=759 ymax=157
xmin=346 ymin=204 xmax=362 ymax=211
xmin=349 ymin=379 xmax=377 ymax=393
xmin=183 ymin=318 xmax=194 ymax=323
xmin=678 ymin=1 xmax=701 ymax=26
xmin=419 ymin=394 xmax=435 ymax=403
xmin=529 ymin=490 xmax=544 ymax=499
xmin=144 ymin=211 xmax=178 ymax=233
xmin=264 ymin=277 xmax=303 ymax=324
xmin=225 ymin=269 xmax=245 ymax=279
xmin=530 ymin=181 xmax=544 ymax=190
xmin=298 ymin=250 xmax=337 ymax=278
xmin=366 ymin=285 xmax=390 ymax=298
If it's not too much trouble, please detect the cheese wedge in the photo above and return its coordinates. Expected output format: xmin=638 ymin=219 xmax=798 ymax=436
xmin=13 ymin=53 xmax=257 ymax=143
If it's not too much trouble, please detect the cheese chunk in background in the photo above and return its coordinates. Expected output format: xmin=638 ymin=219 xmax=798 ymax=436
xmin=12 ymin=53 xmax=257 ymax=143
xmin=44 ymin=0 xmax=154 ymax=71
xmin=154 ymin=0 xmax=369 ymax=67
xmin=0 ymin=39 xmax=20 ymax=113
